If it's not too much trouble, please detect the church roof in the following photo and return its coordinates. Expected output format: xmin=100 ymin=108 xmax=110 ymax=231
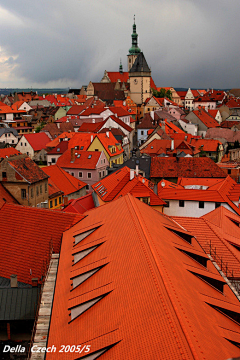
xmin=129 ymin=52 xmax=151 ymax=73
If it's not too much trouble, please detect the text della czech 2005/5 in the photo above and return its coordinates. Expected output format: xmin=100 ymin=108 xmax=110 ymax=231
xmin=3 ymin=344 xmax=91 ymax=354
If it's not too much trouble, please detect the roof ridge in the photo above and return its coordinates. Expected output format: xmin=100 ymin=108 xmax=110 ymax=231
xmin=125 ymin=195 xmax=201 ymax=358
xmin=55 ymin=165 xmax=79 ymax=192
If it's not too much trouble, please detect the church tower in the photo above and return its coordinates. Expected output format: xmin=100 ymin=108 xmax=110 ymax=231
xmin=129 ymin=52 xmax=151 ymax=105
xmin=128 ymin=15 xmax=141 ymax=71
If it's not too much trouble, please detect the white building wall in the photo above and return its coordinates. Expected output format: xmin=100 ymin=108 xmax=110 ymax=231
xmin=179 ymin=120 xmax=198 ymax=136
xmin=0 ymin=133 xmax=18 ymax=145
xmin=15 ymin=136 xmax=34 ymax=158
xmin=163 ymin=200 xmax=238 ymax=217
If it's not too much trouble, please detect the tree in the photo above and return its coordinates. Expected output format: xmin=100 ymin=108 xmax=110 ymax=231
xmin=152 ymin=88 xmax=172 ymax=100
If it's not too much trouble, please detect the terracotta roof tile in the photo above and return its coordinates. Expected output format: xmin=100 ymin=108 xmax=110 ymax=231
xmin=47 ymin=194 xmax=240 ymax=360
xmin=0 ymin=203 xmax=83 ymax=284
xmin=0 ymin=147 xmax=21 ymax=158
xmin=43 ymin=165 xmax=86 ymax=196
xmin=7 ymin=155 xmax=49 ymax=184
xmin=150 ymin=157 xmax=227 ymax=179
xmin=192 ymin=108 xmax=220 ymax=128
xmin=24 ymin=133 xmax=51 ymax=151
xmin=62 ymin=193 xmax=95 ymax=214
xmin=57 ymin=149 xmax=103 ymax=170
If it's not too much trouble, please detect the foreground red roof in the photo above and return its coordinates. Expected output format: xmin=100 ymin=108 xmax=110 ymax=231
xmin=192 ymin=108 xmax=220 ymax=128
xmin=47 ymin=194 xmax=240 ymax=360
xmin=57 ymin=149 xmax=103 ymax=170
xmin=0 ymin=203 xmax=83 ymax=284
xmin=63 ymin=193 xmax=95 ymax=214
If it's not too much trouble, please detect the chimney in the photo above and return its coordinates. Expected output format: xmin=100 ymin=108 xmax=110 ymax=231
xmin=64 ymin=196 xmax=68 ymax=207
xmin=91 ymin=135 xmax=93 ymax=143
xmin=106 ymin=131 xmax=109 ymax=138
xmin=130 ymin=169 xmax=135 ymax=180
xmin=32 ymin=278 xmax=38 ymax=287
xmin=136 ymin=164 xmax=139 ymax=176
xmin=171 ymin=139 xmax=174 ymax=151
xmin=71 ymin=148 xmax=75 ymax=162
xmin=10 ymin=274 xmax=18 ymax=288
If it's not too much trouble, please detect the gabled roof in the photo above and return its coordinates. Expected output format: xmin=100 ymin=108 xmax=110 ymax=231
xmin=159 ymin=176 xmax=240 ymax=215
xmin=48 ymin=177 xmax=63 ymax=198
xmin=79 ymin=105 xmax=106 ymax=117
xmin=173 ymin=206 xmax=240 ymax=281
xmin=190 ymin=138 xmax=222 ymax=152
xmin=150 ymin=157 xmax=227 ymax=179
xmin=92 ymin=166 xmax=165 ymax=205
xmin=141 ymin=139 xmax=198 ymax=157
xmin=106 ymin=71 xmax=129 ymax=83
xmin=47 ymin=194 xmax=240 ymax=360
xmin=43 ymin=165 xmax=86 ymax=196
xmin=93 ymin=132 xmax=124 ymax=157
xmin=129 ymin=52 xmax=150 ymax=73
xmin=41 ymin=123 xmax=62 ymax=139
xmin=0 ymin=183 xmax=19 ymax=206
xmin=67 ymin=105 xmax=86 ymax=115
xmin=0 ymin=203 xmax=83 ymax=285
xmin=108 ymin=106 xmax=131 ymax=117
xmin=47 ymin=141 xmax=68 ymax=155
xmin=78 ymin=121 xmax=106 ymax=133
xmin=0 ymin=147 xmax=21 ymax=158
xmin=23 ymin=133 xmax=51 ymax=151
xmin=62 ymin=193 xmax=95 ymax=214
xmin=105 ymin=115 xmax=133 ymax=133
xmin=57 ymin=149 xmax=103 ymax=170
xmin=7 ymin=155 xmax=49 ymax=184
xmin=0 ymin=102 xmax=14 ymax=114
xmin=137 ymin=113 xmax=157 ymax=129
xmin=46 ymin=132 xmax=76 ymax=148
xmin=192 ymin=108 xmax=220 ymax=128
xmin=68 ymin=133 xmax=95 ymax=151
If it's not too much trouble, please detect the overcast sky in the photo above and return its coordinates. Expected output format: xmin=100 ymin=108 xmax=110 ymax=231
xmin=0 ymin=0 xmax=239 ymax=89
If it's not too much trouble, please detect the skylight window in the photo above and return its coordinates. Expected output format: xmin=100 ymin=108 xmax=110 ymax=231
xmin=73 ymin=245 xmax=98 ymax=264
xmin=88 ymin=155 xmax=92 ymax=159
xmin=71 ymin=266 xmax=104 ymax=289
xmin=166 ymin=227 xmax=192 ymax=244
xmin=80 ymin=146 xmax=84 ymax=150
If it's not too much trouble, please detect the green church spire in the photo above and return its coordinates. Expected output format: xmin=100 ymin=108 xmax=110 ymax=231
xmin=129 ymin=15 xmax=141 ymax=55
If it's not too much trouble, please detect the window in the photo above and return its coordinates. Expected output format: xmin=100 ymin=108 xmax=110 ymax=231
xmin=215 ymin=202 xmax=221 ymax=209
xmin=95 ymin=149 xmax=98 ymax=152
xmin=12 ymin=140 xmax=14 ymax=143
xmin=179 ymin=200 xmax=185 ymax=207
xmin=55 ymin=198 xmax=57 ymax=206
xmin=21 ymin=189 xmax=26 ymax=199
xmin=36 ymin=186 xmax=39 ymax=196
xmin=59 ymin=197 xmax=62 ymax=204
xmin=50 ymin=200 xmax=53 ymax=208
xmin=86 ymin=184 xmax=90 ymax=190
xmin=45 ymin=183 xmax=47 ymax=193
xmin=88 ymin=155 xmax=92 ymax=159
xmin=87 ymin=172 xmax=92 ymax=178
xmin=71 ymin=172 xmax=74 ymax=176
xmin=141 ymin=131 xmax=144 ymax=135
xmin=164 ymin=201 xmax=169 ymax=208
xmin=31 ymin=188 xmax=34 ymax=198
xmin=52 ymin=158 xmax=56 ymax=163
xmin=25 ymin=143 xmax=26 ymax=146
xmin=2 ymin=172 xmax=6 ymax=178
xmin=79 ymin=172 xmax=83 ymax=178
xmin=199 ymin=201 xmax=204 ymax=209
xmin=21 ymin=142 xmax=23 ymax=146
xmin=40 ymin=185 xmax=42 ymax=194
xmin=102 ymin=170 xmax=105 ymax=177
xmin=99 ymin=171 xmax=101 ymax=178
xmin=228 ymin=169 xmax=231 ymax=174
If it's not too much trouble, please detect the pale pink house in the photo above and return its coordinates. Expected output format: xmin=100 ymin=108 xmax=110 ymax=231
xmin=56 ymin=149 xmax=109 ymax=191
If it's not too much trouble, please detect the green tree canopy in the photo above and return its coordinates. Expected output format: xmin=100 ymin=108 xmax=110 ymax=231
xmin=152 ymin=88 xmax=172 ymax=100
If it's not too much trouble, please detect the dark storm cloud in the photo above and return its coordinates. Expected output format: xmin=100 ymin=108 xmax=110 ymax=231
xmin=0 ymin=0 xmax=240 ymax=88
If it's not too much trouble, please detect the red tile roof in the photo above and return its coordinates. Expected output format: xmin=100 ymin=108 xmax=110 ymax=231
xmin=7 ymin=155 xmax=49 ymax=184
xmin=47 ymin=141 xmax=68 ymax=155
xmin=46 ymin=132 xmax=76 ymax=148
xmin=0 ymin=203 xmax=83 ymax=284
xmin=67 ymin=105 xmax=85 ymax=115
xmin=62 ymin=193 xmax=95 ymax=214
xmin=105 ymin=114 xmax=133 ymax=133
xmin=48 ymin=177 xmax=63 ymax=198
xmin=190 ymin=138 xmax=222 ymax=152
xmin=0 ymin=147 xmax=21 ymax=158
xmin=78 ymin=121 xmax=106 ymax=133
xmin=80 ymin=106 xmax=106 ymax=117
xmin=43 ymin=165 xmax=86 ymax=196
xmin=159 ymin=176 xmax=240 ymax=215
xmin=57 ymin=149 xmax=103 ymax=170
xmin=46 ymin=194 xmax=240 ymax=360
xmin=93 ymin=166 xmax=165 ymax=205
xmin=141 ymin=139 xmax=199 ymax=157
xmin=173 ymin=206 xmax=240 ymax=281
xmin=94 ymin=132 xmax=124 ymax=157
xmin=0 ymin=102 xmax=14 ymax=114
xmin=150 ymin=157 xmax=227 ymax=179
xmin=0 ymin=183 xmax=19 ymax=206
xmin=192 ymin=108 xmax=220 ymax=128
xmin=68 ymin=133 xmax=95 ymax=151
xmin=109 ymin=106 xmax=132 ymax=117
xmin=23 ymin=133 xmax=51 ymax=151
